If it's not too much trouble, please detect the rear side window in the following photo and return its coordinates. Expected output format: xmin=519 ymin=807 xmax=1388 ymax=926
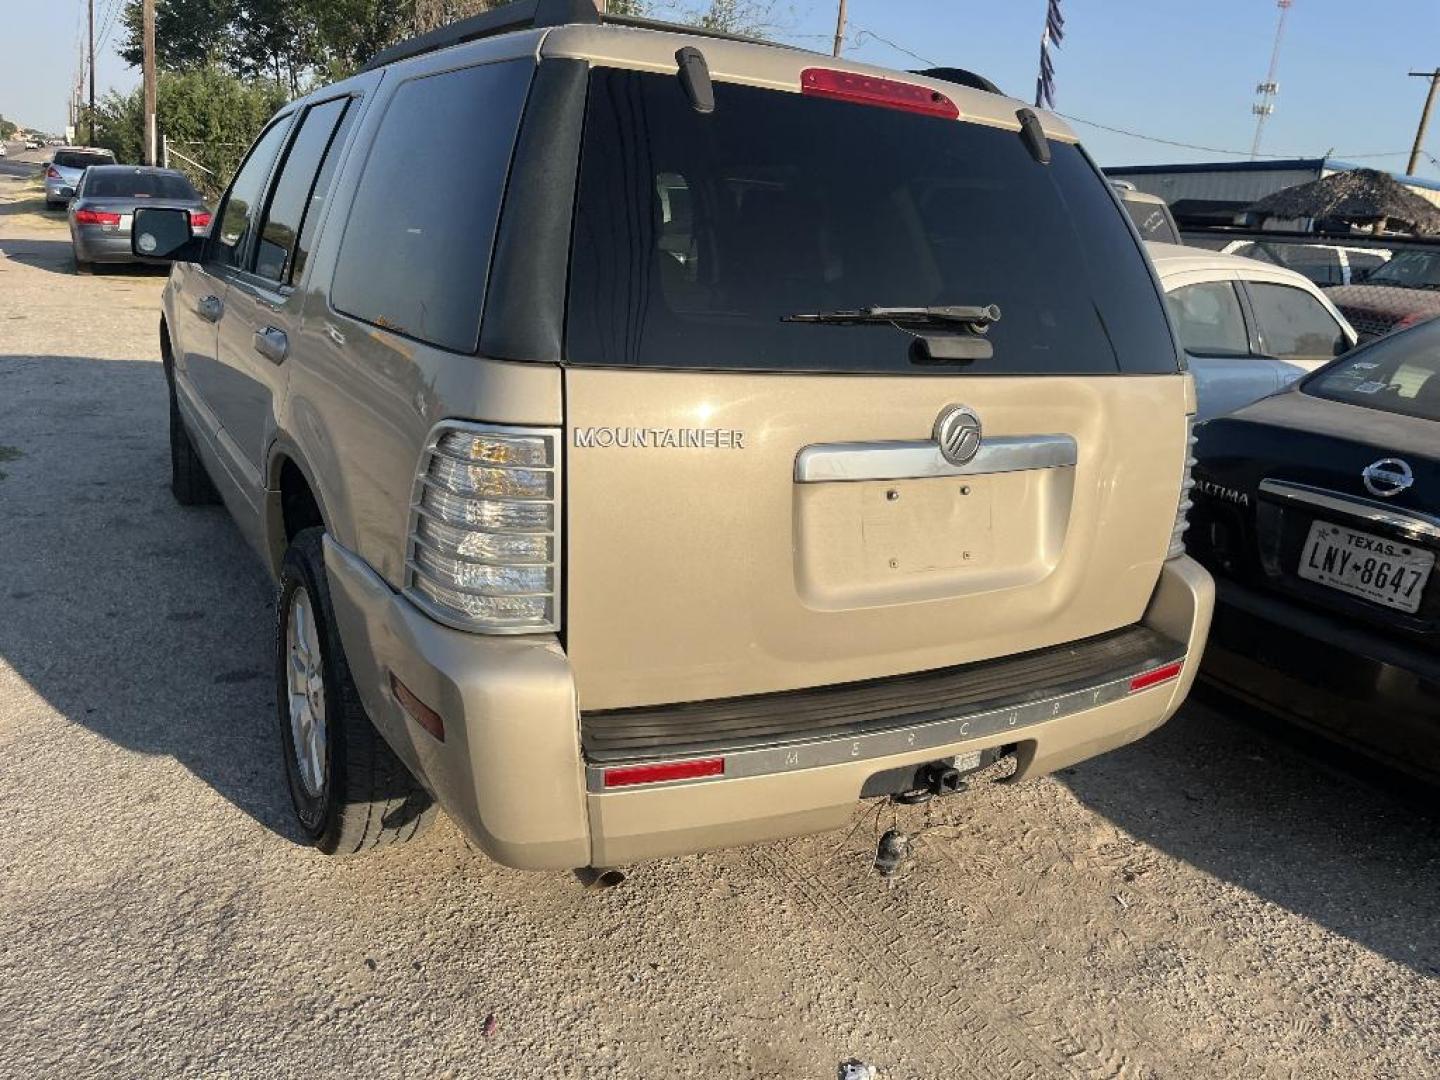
xmin=567 ymin=70 xmax=1177 ymax=375
xmin=331 ymin=60 xmax=531 ymax=353
xmin=255 ymin=97 xmax=351 ymax=284
xmin=1248 ymin=282 xmax=1348 ymax=364
xmin=1166 ymin=281 xmax=1249 ymax=357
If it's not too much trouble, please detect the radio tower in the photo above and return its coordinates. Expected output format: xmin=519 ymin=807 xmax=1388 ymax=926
xmin=1250 ymin=0 xmax=1293 ymax=159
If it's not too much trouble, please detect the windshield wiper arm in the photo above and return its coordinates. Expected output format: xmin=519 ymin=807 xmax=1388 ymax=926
xmin=783 ymin=303 xmax=1002 ymax=330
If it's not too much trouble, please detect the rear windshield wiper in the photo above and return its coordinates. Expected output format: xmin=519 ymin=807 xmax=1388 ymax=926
xmin=783 ymin=304 xmax=1002 ymax=363
xmin=782 ymin=303 xmax=1002 ymax=330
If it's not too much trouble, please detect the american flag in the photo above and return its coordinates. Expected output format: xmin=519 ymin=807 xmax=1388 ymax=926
xmin=1034 ymin=0 xmax=1065 ymax=109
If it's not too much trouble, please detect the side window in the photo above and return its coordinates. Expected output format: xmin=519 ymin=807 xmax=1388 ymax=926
xmin=254 ymin=97 xmax=351 ymax=284
xmin=1247 ymin=282 xmax=1349 ymax=364
xmin=331 ymin=59 xmax=532 ymax=353
xmin=291 ymin=101 xmax=358 ymax=284
xmin=1165 ymin=281 xmax=1250 ymax=357
xmin=211 ymin=118 xmax=293 ymax=269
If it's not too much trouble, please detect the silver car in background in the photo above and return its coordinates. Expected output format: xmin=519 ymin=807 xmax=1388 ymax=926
xmin=44 ymin=147 xmax=117 ymax=208
xmin=1146 ymin=241 xmax=1356 ymax=420
xmin=68 ymin=166 xmax=210 ymax=273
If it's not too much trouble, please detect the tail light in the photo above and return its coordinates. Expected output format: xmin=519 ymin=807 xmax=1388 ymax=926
xmin=406 ymin=423 xmax=560 ymax=633
xmin=74 ymin=209 xmax=121 ymax=225
xmin=46 ymin=166 xmax=61 ymax=179
xmin=190 ymin=211 xmax=212 ymax=229
xmin=1167 ymin=417 xmax=1197 ymax=559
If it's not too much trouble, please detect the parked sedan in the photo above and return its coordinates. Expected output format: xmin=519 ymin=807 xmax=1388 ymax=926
xmin=68 ymin=166 xmax=210 ymax=273
xmin=1324 ymin=247 xmax=1440 ymax=340
xmin=44 ymin=146 xmax=117 ymax=208
xmin=1187 ymin=319 xmax=1440 ymax=784
xmin=1147 ymin=242 xmax=1356 ymax=420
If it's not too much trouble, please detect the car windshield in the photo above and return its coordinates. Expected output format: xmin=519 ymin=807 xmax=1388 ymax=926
xmin=83 ymin=169 xmax=199 ymax=200
xmin=1304 ymin=317 xmax=1440 ymax=421
xmin=54 ymin=150 xmax=116 ymax=169
xmin=566 ymin=70 xmax=1178 ymax=375
xmin=1361 ymin=249 xmax=1440 ymax=291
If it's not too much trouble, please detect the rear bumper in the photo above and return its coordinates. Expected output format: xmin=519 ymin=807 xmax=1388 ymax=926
xmin=325 ymin=539 xmax=1213 ymax=870
xmin=71 ymin=229 xmax=136 ymax=263
xmin=1202 ymin=578 xmax=1440 ymax=783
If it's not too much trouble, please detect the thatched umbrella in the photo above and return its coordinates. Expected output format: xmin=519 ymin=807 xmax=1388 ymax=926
xmin=1247 ymin=168 xmax=1440 ymax=234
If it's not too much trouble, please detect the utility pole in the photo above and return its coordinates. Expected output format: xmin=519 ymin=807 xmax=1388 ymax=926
xmin=1407 ymin=69 xmax=1440 ymax=177
xmin=832 ymin=0 xmax=847 ymax=57
xmin=87 ymin=0 xmax=95 ymax=145
xmin=143 ymin=0 xmax=157 ymax=165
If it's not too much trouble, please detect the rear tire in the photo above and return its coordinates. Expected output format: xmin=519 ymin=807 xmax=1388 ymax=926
xmin=167 ymin=380 xmax=220 ymax=506
xmin=276 ymin=527 xmax=438 ymax=855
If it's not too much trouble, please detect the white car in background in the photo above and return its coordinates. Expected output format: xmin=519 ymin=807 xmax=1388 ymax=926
xmin=1147 ymin=241 xmax=1357 ymax=420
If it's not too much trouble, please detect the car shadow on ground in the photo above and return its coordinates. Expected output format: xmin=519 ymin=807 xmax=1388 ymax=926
xmin=0 ymin=353 xmax=304 ymax=844
xmin=3 ymin=355 xmax=1438 ymax=970
xmin=1061 ymin=691 xmax=1439 ymax=977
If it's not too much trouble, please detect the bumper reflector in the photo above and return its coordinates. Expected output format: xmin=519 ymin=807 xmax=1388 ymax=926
xmin=602 ymin=757 xmax=725 ymax=789
xmin=390 ymin=673 xmax=444 ymax=742
xmin=1128 ymin=661 xmax=1185 ymax=694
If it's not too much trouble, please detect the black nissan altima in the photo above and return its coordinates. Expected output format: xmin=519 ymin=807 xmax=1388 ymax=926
xmin=1186 ymin=318 xmax=1440 ymax=784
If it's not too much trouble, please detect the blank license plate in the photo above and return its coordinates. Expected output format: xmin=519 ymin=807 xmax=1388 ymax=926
xmin=1297 ymin=520 xmax=1433 ymax=613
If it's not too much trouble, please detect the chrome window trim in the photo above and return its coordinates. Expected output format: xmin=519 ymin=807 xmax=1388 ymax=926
xmin=794 ymin=434 xmax=1077 ymax=484
xmin=1258 ymin=479 xmax=1440 ymax=542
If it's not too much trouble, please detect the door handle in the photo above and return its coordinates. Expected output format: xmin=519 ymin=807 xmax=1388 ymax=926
xmin=197 ymin=294 xmax=223 ymax=323
xmin=253 ymin=325 xmax=289 ymax=365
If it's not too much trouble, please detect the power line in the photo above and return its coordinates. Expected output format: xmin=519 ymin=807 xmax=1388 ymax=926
xmin=848 ymin=24 xmax=939 ymax=68
xmin=825 ymin=21 xmax=1438 ymax=178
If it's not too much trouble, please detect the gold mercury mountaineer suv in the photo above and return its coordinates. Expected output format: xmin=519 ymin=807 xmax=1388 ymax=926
xmin=132 ymin=0 xmax=1214 ymax=872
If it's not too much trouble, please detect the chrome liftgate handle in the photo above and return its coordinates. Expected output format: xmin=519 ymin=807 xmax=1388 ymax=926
xmin=794 ymin=434 xmax=1077 ymax=483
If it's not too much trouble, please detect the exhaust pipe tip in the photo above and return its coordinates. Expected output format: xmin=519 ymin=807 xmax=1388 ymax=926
xmin=573 ymin=866 xmax=627 ymax=891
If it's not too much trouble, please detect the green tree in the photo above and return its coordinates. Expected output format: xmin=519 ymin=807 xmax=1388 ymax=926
xmin=0 ymin=116 xmax=17 ymax=141
xmin=118 ymin=0 xmax=236 ymax=70
xmin=84 ymin=65 xmax=287 ymax=197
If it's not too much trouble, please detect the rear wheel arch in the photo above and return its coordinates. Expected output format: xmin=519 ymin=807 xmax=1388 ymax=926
xmin=266 ymin=451 xmax=331 ymax=578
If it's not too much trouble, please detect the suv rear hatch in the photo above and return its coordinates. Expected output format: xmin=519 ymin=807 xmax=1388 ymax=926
xmin=560 ymin=64 xmax=1187 ymax=711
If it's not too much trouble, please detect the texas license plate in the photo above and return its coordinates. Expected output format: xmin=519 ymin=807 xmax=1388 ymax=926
xmin=1297 ymin=520 xmax=1433 ymax=613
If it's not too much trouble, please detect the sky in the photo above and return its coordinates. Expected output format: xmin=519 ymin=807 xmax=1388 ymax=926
xmin=3 ymin=0 xmax=1439 ymax=180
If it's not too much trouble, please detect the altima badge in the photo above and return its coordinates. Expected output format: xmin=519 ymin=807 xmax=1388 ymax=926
xmin=934 ymin=405 xmax=982 ymax=467
xmin=1362 ymin=458 xmax=1414 ymax=498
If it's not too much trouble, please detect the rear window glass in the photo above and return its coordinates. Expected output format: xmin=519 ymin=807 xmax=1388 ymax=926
xmin=567 ymin=70 xmax=1178 ymax=375
xmin=1305 ymin=318 xmax=1440 ymax=421
xmin=1121 ymin=195 xmax=1179 ymax=244
xmin=82 ymin=169 xmax=199 ymax=199
xmin=331 ymin=60 xmax=531 ymax=353
xmin=55 ymin=151 xmax=115 ymax=169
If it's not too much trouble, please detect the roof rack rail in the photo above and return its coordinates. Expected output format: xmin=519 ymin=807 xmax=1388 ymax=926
xmin=911 ymin=67 xmax=1002 ymax=96
xmin=361 ymin=0 xmax=595 ymax=72
xmin=360 ymin=0 xmax=782 ymax=74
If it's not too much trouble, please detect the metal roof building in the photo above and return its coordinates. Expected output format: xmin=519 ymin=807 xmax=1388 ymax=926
xmin=1104 ymin=159 xmax=1440 ymax=228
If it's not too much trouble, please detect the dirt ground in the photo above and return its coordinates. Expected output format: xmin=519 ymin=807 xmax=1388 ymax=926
xmin=0 ymin=171 xmax=1436 ymax=1080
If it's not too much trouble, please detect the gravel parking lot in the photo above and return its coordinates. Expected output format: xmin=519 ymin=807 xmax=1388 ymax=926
xmin=1 ymin=169 xmax=1437 ymax=1080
